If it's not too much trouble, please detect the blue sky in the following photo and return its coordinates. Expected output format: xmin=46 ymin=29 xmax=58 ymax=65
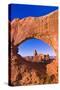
xmin=8 ymin=4 xmax=58 ymax=21
xmin=18 ymin=38 xmax=56 ymax=56
xmin=9 ymin=4 xmax=58 ymax=56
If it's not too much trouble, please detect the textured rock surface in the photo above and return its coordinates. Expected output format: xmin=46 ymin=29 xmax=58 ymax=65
xmin=10 ymin=10 xmax=58 ymax=53
xmin=9 ymin=10 xmax=58 ymax=86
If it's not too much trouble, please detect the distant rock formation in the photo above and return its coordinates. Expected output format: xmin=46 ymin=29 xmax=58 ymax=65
xmin=38 ymin=54 xmax=44 ymax=62
xmin=44 ymin=54 xmax=50 ymax=61
xmin=34 ymin=49 xmax=38 ymax=56
xmin=33 ymin=49 xmax=50 ymax=62
xmin=24 ymin=56 xmax=33 ymax=61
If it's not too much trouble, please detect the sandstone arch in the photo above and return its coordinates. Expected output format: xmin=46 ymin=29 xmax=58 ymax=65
xmin=10 ymin=10 xmax=58 ymax=54
xmin=9 ymin=10 xmax=58 ymax=85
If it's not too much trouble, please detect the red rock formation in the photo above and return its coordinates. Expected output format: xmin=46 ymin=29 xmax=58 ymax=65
xmin=10 ymin=10 xmax=58 ymax=54
xmin=9 ymin=10 xmax=58 ymax=86
xmin=34 ymin=50 xmax=38 ymax=56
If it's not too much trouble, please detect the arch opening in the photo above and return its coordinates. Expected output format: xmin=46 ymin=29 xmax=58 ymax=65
xmin=17 ymin=38 xmax=56 ymax=62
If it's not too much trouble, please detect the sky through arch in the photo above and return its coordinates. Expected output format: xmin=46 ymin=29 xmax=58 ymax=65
xmin=18 ymin=38 xmax=56 ymax=57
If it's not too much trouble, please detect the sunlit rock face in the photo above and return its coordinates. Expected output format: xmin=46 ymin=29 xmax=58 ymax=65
xmin=9 ymin=10 xmax=58 ymax=86
xmin=10 ymin=10 xmax=58 ymax=53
